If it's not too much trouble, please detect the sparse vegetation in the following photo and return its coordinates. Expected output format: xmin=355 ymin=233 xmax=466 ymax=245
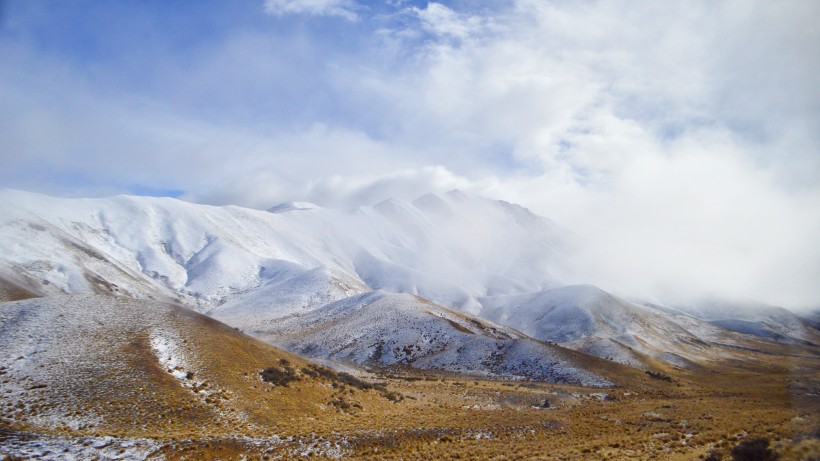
xmin=646 ymin=370 xmax=675 ymax=382
xmin=2 ymin=295 xmax=818 ymax=460
xmin=259 ymin=366 xmax=298 ymax=387
xmin=731 ymin=438 xmax=778 ymax=461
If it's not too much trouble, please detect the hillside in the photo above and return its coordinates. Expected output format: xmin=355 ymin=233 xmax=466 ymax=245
xmin=477 ymin=285 xmax=738 ymax=367
xmin=0 ymin=294 xmax=405 ymax=444
xmin=0 ymin=188 xmax=567 ymax=315
xmin=667 ymin=299 xmax=817 ymax=345
xmin=1 ymin=188 xmax=814 ymax=377
xmin=244 ymin=290 xmax=614 ymax=386
xmin=1 ymin=190 xmax=818 ymax=460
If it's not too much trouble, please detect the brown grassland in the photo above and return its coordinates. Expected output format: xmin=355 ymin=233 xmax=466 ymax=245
xmin=0 ymin=291 xmax=818 ymax=460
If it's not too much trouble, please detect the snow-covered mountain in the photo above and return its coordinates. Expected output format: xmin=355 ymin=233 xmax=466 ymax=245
xmin=478 ymin=285 xmax=735 ymax=367
xmin=0 ymin=189 xmax=362 ymax=309
xmin=0 ymin=188 xmax=567 ymax=313
xmin=230 ymin=290 xmax=613 ymax=386
xmin=0 ymin=188 xmax=815 ymax=376
xmin=666 ymin=299 xmax=817 ymax=345
xmin=802 ymin=309 xmax=820 ymax=331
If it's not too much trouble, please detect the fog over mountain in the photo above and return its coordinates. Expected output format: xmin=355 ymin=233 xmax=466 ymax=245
xmin=2 ymin=188 xmax=815 ymax=377
xmin=2 ymin=3 xmax=819 ymax=459
xmin=1 ymin=1 xmax=818 ymax=308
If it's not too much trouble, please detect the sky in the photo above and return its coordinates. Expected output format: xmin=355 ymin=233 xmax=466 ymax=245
xmin=1 ymin=0 xmax=819 ymax=309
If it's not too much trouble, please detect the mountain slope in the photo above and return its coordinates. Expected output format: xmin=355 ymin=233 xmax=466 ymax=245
xmin=1 ymin=189 xmax=813 ymax=376
xmin=0 ymin=274 xmax=39 ymax=302
xmin=207 ymin=264 xmax=367 ymax=328
xmin=0 ymin=188 xmax=568 ymax=315
xmin=0 ymin=294 xmax=403 ymax=440
xmin=249 ymin=291 xmax=613 ymax=387
xmin=478 ymin=285 xmax=737 ymax=367
xmin=667 ymin=299 xmax=818 ymax=345
xmin=0 ymin=189 xmax=365 ymax=311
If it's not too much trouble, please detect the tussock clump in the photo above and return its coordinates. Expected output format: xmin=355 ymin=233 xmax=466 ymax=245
xmin=259 ymin=366 xmax=299 ymax=387
xmin=381 ymin=391 xmax=403 ymax=403
xmin=646 ymin=370 xmax=674 ymax=382
xmin=306 ymin=365 xmax=375 ymax=391
xmin=300 ymin=367 xmax=320 ymax=379
xmin=329 ymin=396 xmax=362 ymax=412
xmin=259 ymin=362 xmax=404 ymax=402
xmin=302 ymin=365 xmax=403 ymax=402
xmin=731 ymin=438 xmax=778 ymax=461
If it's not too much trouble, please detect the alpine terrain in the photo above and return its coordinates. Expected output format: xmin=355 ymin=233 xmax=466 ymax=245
xmin=1 ymin=188 xmax=818 ymax=460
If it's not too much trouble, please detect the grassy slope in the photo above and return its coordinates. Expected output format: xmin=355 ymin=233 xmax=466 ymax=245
xmin=0 ymin=275 xmax=39 ymax=303
xmin=336 ymin=349 xmax=819 ymax=461
xmin=1 ymin=294 xmax=818 ymax=460
xmin=0 ymin=295 xmax=405 ymax=442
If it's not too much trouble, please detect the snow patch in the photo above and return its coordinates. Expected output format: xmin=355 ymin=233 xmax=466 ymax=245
xmin=0 ymin=433 xmax=162 ymax=461
xmin=150 ymin=330 xmax=192 ymax=382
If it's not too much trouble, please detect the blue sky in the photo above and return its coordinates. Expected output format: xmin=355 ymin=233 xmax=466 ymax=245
xmin=1 ymin=0 xmax=819 ymax=307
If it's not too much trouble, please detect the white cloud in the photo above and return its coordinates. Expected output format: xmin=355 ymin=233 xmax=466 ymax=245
xmin=303 ymin=165 xmax=477 ymax=208
xmin=412 ymin=3 xmax=484 ymax=40
xmin=2 ymin=0 xmax=819 ymax=308
xmin=353 ymin=0 xmax=820 ymax=308
xmin=263 ymin=0 xmax=358 ymax=20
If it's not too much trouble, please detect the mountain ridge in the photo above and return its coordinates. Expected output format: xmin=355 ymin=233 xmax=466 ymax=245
xmin=1 ymin=188 xmax=815 ymax=377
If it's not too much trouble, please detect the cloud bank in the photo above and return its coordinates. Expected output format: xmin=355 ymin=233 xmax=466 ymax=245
xmin=1 ymin=0 xmax=818 ymax=309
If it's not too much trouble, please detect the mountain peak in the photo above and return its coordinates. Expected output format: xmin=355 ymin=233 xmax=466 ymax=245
xmin=412 ymin=193 xmax=452 ymax=215
xmin=445 ymin=189 xmax=470 ymax=201
xmin=267 ymin=201 xmax=321 ymax=213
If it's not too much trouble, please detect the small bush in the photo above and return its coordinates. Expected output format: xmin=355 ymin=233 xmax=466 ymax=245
xmin=645 ymin=370 xmax=674 ymax=382
xmin=259 ymin=367 xmax=298 ymax=387
xmin=301 ymin=367 xmax=319 ymax=379
xmin=731 ymin=438 xmax=777 ymax=461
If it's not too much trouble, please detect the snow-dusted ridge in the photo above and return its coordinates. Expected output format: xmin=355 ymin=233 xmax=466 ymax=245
xmin=0 ymin=188 xmax=816 ymax=376
xmin=267 ymin=201 xmax=321 ymax=213
xmin=0 ymin=188 xmax=568 ymax=312
xmin=254 ymin=291 xmax=612 ymax=386
xmin=478 ymin=285 xmax=735 ymax=367
xmin=664 ymin=299 xmax=817 ymax=345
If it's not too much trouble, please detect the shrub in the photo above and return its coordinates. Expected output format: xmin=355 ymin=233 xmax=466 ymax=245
xmin=259 ymin=367 xmax=298 ymax=387
xmin=731 ymin=438 xmax=777 ymax=461
xmin=645 ymin=370 xmax=674 ymax=382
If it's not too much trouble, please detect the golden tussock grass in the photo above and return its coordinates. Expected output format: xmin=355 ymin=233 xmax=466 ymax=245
xmin=2 ymin=297 xmax=818 ymax=460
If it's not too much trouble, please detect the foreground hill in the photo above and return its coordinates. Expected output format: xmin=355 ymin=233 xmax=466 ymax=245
xmin=0 ymin=294 xmax=404 ymax=443
xmin=2 ymin=294 xmax=817 ymax=460
xmin=238 ymin=291 xmax=614 ymax=386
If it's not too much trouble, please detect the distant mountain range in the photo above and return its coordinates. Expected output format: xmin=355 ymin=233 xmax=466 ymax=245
xmin=1 ymin=188 xmax=816 ymax=381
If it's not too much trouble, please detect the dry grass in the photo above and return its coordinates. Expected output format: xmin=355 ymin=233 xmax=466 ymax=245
xmin=1 ymin=297 xmax=818 ymax=460
xmin=0 ymin=276 xmax=38 ymax=302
